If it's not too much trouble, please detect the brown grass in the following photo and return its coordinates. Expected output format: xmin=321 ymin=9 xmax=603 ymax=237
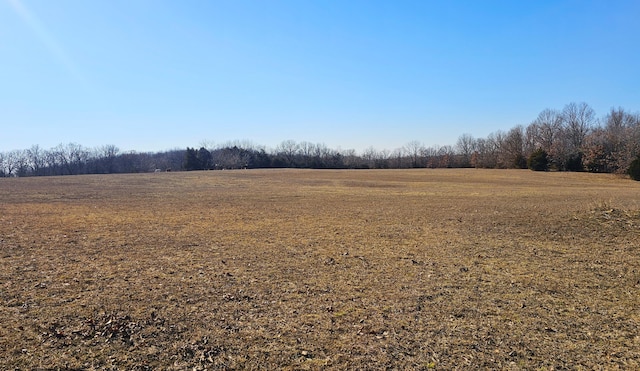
xmin=1 ymin=169 xmax=639 ymax=370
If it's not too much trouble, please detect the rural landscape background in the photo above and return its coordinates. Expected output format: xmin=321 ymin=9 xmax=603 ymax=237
xmin=1 ymin=102 xmax=640 ymax=179
xmin=1 ymin=168 xmax=639 ymax=369
xmin=3 ymin=1 xmax=640 ymax=369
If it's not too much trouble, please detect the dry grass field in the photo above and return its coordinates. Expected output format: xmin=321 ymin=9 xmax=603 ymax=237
xmin=1 ymin=169 xmax=639 ymax=370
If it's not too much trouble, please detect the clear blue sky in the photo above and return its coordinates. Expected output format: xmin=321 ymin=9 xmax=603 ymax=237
xmin=2 ymin=0 xmax=639 ymax=153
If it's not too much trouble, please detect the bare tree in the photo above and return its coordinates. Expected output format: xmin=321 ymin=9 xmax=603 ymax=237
xmin=298 ymin=141 xmax=317 ymax=167
xmin=582 ymin=127 xmax=612 ymax=173
xmin=0 ymin=151 xmax=5 ymax=176
xmin=361 ymin=146 xmax=378 ymax=168
xmin=584 ymin=107 xmax=640 ymax=173
xmin=199 ymin=139 xmax=216 ymax=152
xmin=389 ymin=147 xmax=406 ymax=168
xmin=456 ymin=134 xmax=476 ymax=167
xmin=437 ymin=145 xmax=454 ymax=168
xmin=276 ymin=140 xmax=300 ymax=167
xmin=533 ymin=109 xmax=562 ymax=152
xmin=14 ymin=150 xmax=30 ymax=176
xmin=52 ymin=143 xmax=90 ymax=175
xmin=420 ymin=146 xmax=438 ymax=168
xmin=561 ymin=102 xmax=595 ymax=151
xmin=212 ymin=147 xmax=249 ymax=169
xmin=499 ymin=126 xmax=527 ymax=168
xmin=480 ymin=131 xmax=504 ymax=168
xmin=375 ymin=149 xmax=391 ymax=169
xmin=25 ymin=145 xmax=47 ymax=176
xmin=404 ymin=140 xmax=425 ymax=168
xmin=341 ymin=148 xmax=361 ymax=168
xmin=93 ymin=144 xmax=119 ymax=173
xmin=4 ymin=150 xmax=23 ymax=177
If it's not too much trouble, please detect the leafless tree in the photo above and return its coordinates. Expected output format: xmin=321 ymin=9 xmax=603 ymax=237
xmin=342 ymin=148 xmax=361 ymax=168
xmin=388 ymin=147 xmax=406 ymax=168
xmin=478 ymin=131 xmax=504 ymax=168
xmin=298 ymin=141 xmax=317 ymax=167
xmin=404 ymin=140 xmax=425 ymax=168
xmin=52 ymin=143 xmax=90 ymax=175
xmin=499 ymin=126 xmax=527 ymax=168
xmin=3 ymin=150 xmax=23 ymax=177
xmin=437 ymin=145 xmax=454 ymax=168
xmin=456 ymin=134 xmax=476 ymax=167
xmin=528 ymin=108 xmax=562 ymax=154
xmin=561 ymin=102 xmax=595 ymax=151
xmin=361 ymin=146 xmax=378 ymax=168
xmin=584 ymin=107 xmax=640 ymax=173
xmin=94 ymin=144 xmax=119 ymax=173
xmin=0 ymin=151 xmax=5 ymax=176
xmin=25 ymin=145 xmax=47 ymax=176
xmin=276 ymin=140 xmax=300 ymax=166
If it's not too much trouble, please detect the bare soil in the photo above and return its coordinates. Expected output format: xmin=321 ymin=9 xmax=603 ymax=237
xmin=1 ymin=169 xmax=639 ymax=370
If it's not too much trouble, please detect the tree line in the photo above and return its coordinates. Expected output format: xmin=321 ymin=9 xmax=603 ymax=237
xmin=2 ymin=102 xmax=639 ymax=179
xmin=0 ymin=143 xmax=185 ymax=177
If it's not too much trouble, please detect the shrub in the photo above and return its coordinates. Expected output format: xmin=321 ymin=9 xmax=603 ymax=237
xmin=528 ymin=148 xmax=549 ymax=171
xmin=629 ymin=155 xmax=640 ymax=181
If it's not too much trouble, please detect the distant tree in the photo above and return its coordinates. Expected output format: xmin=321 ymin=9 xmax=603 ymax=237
xmin=437 ymin=145 xmax=454 ymax=168
xmin=26 ymin=145 xmax=46 ymax=176
xmin=183 ymin=147 xmax=200 ymax=171
xmin=117 ymin=151 xmax=153 ymax=173
xmin=0 ymin=151 xmax=5 ymax=177
xmin=249 ymin=148 xmax=271 ymax=168
xmin=474 ymin=137 xmax=498 ymax=168
xmin=277 ymin=140 xmax=300 ymax=167
xmin=341 ymin=149 xmax=363 ymax=168
xmin=456 ymin=134 xmax=476 ymax=167
xmin=51 ymin=143 xmax=90 ymax=175
xmin=93 ymin=144 xmax=120 ymax=173
xmin=527 ymin=148 xmax=549 ymax=171
xmin=151 ymin=149 xmax=183 ymax=172
xmin=374 ymin=149 xmax=391 ymax=169
xmin=561 ymin=102 xmax=595 ymax=150
xmin=629 ymin=155 xmax=640 ymax=181
xmin=361 ymin=146 xmax=378 ymax=169
xmin=5 ymin=150 xmax=23 ymax=176
xmin=389 ymin=147 xmax=407 ymax=168
xmin=601 ymin=107 xmax=640 ymax=173
xmin=404 ymin=140 xmax=425 ymax=168
xmin=549 ymin=102 xmax=595 ymax=171
xmin=565 ymin=152 xmax=584 ymax=172
xmin=196 ymin=147 xmax=212 ymax=169
xmin=498 ymin=127 xmax=527 ymax=168
xmin=13 ymin=149 xmax=29 ymax=177
xmin=212 ymin=146 xmax=250 ymax=169
xmin=328 ymin=152 xmax=345 ymax=168
xmin=528 ymin=109 xmax=562 ymax=156
xmin=582 ymin=128 xmax=611 ymax=173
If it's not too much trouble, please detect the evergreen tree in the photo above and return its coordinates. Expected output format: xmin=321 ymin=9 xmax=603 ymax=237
xmin=629 ymin=155 xmax=640 ymax=181
xmin=196 ymin=147 xmax=212 ymax=169
xmin=528 ymin=148 xmax=549 ymax=171
xmin=183 ymin=147 xmax=200 ymax=171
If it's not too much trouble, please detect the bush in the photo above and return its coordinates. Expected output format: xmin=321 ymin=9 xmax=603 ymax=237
xmin=629 ymin=155 xmax=640 ymax=181
xmin=528 ymin=148 xmax=549 ymax=171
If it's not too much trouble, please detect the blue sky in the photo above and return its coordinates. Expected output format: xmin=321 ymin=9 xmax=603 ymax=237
xmin=2 ymin=0 xmax=639 ymax=153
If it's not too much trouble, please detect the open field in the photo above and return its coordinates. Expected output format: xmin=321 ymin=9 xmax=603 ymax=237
xmin=1 ymin=169 xmax=640 ymax=370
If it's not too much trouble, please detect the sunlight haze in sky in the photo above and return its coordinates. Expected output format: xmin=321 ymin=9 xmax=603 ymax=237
xmin=2 ymin=0 xmax=639 ymax=153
